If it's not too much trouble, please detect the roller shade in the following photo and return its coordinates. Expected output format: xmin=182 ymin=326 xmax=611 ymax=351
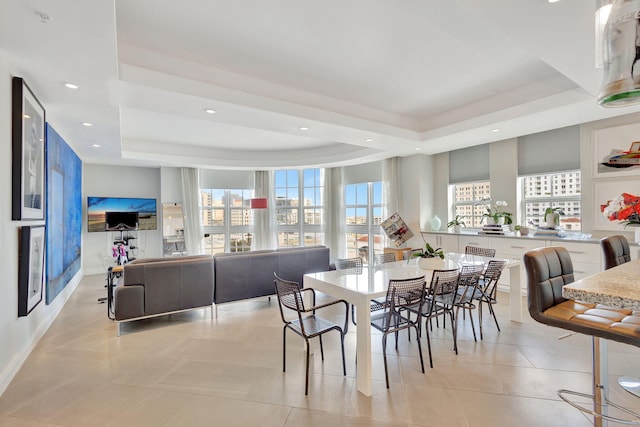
xmin=199 ymin=169 xmax=254 ymax=189
xmin=518 ymin=126 xmax=580 ymax=175
xmin=343 ymin=160 xmax=382 ymax=184
xmin=449 ymin=144 xmax=490 ymax=184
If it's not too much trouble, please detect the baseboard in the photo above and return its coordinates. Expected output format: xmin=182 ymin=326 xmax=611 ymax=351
xmin=0 ymin=271 xmax=83 ymax=396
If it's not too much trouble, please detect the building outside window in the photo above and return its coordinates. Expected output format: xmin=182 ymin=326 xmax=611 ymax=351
xmin=521 ymin=171 xmax=581 ymax=230
xmin=200 ymin=188 xmax=254 ymax=254
xmin=275 ymin=168 xmax=324 ymax=247
xmin=344 ymin=181 xmax=383 ymax=264
xmin=452 ymin=181 xmax=491 ymax=228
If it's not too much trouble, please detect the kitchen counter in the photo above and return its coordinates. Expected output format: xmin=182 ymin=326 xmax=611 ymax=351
xmin=423 ymin=230 xmax=604 ymax=245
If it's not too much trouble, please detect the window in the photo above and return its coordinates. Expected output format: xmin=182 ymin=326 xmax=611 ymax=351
xmin=275 ymin=168 xmax=325 ymax=247
xmin=200 ymin=188 xmax=254 ymax=254
xmin=344 ymin=181 xmax=384 ymax=264
xmin=521 ymin=171 xmax=581 ymax=230
xmin=451 ymin=181 xmax=491 ymax=228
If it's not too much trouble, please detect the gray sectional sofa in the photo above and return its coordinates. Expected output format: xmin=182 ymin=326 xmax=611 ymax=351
xmin=212 ymin=245 xmax=332 ymax=304
xmin=113 ymin=255 xmax=214 ymax=335
xmin=112 ymin=246 xmax=332 ymax=334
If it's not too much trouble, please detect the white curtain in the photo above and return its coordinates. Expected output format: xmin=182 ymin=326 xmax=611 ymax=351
xmin=252 ymin=170 xmax=276 ymax=250
xmin=382 ymin=157 xmax=400 ymax=219
xmin=180 ymin=167 xmax=203 ymax=255
xmin=325 ymin=167 xmax=345 ymax=259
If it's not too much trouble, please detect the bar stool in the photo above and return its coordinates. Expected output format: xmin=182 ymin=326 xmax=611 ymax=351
xmin=601 ymin=235 xmax=631 ymax=270
xmin=524 ymin=246 xmax=640 ymax=426
xmin=601 ymin=234 xmax=640 ymax=399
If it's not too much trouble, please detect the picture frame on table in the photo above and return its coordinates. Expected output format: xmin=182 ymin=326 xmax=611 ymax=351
xmin=12 ymin=76 xmax=45 ymax=220
xmin=18 ymin=225 xmax=46 ymax=317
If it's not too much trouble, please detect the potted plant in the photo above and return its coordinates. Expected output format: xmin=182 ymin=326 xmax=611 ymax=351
xmin=482 ymin=200 xmax=513 ymax=225
xmin=514 ymin=224 xmax=529 ymax=236
xmin=412 ymin=242 xmax=445 ymax=270
xmin=447 ymin=215 xmax=466 ymax=233
xmin=543 ymin=207 xmax=565 ymax=229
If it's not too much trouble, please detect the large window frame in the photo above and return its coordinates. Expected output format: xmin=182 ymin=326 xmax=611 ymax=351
xmin=520 ymin=170 xmax=582 ymax=230
xmin=200 ymin=188 xmax=254 ymax=254
xmin=274 ymin=168 xmax=325 ymax=248
xmin=344 ymin=181 xmax=384 ymax=265
xmin=451 ymin=181 xmax=491 ymax=228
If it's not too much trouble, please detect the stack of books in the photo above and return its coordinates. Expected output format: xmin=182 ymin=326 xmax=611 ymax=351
xmin=480 ymin=224 xmax=514 ymax=235
xmin=533 ymin=227 xmax=562 ymax=237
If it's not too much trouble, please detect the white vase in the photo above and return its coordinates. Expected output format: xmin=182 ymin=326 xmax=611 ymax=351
xmin=453 ymin=225 xmax=461 ymax=233
xmin=418 ymin=257 xmax=445 ymax=270
xmin=431 ymin=215 xmax=442 ymax=231
xmin=485 ymin=217 xmax=495 ymax=225
xmin=496 ymin=217 xmax=505 ymax=225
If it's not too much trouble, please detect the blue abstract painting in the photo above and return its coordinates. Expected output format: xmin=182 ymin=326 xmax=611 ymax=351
xmin=46 ymin=124 xmax=82 ymax=304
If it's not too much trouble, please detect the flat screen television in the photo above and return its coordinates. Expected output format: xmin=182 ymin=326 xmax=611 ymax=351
xmin=87 ymin=197 xmax=157 ymax=232
xmin=105 ymin=211 xmax=139 ymax=231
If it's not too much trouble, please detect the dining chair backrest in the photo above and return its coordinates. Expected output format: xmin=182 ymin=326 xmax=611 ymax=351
xmin=482 ymin=259 xmax=507 ymax=283
xmin=380 ymin=276 xmax=427 ymax=330
xmin=464 ymin=246 xmax=496 ymax=258
xmin=458 ymin=264 xmax=484 ymax=289
xmin=403 ymin=248 xmax=423 ymax=260
xmin=374 ymin=252 xmax=397 ymax=265
xmin=335 ymin=257 xmax=363 ymax=271
xmin=428 ymin=268 xmax=460 ymax=298
xmin=273 ymin=274 xmax=306 ymax=323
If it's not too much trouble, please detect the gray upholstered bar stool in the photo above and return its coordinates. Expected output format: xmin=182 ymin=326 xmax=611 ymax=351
xmin=524 ymin=246 xmax=640 ymax=426
xmin=601 ymin=235 xmax=631 ymax=270
xmin=601 ymin=235 xmax=639 ymax=398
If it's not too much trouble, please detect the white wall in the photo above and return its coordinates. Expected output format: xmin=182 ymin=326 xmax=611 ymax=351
xmin=83 ymin=164 xmax=162 ymax=275
xmin=397 ymin=155 xmax=432 ymax=249
xmin=489 ymin=138 xmax=518 ymax=223
xmin=0 ymin=56 xmax=82 ymax=395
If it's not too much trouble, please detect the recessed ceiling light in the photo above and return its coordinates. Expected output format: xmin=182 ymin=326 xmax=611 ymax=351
xmin=548 ymin=0 xmax=560 ymax=3
xmin=23 ymin=114 xmax=31 ymax=119
xmin=64 ymin=82 xmax=78 ymax=89
xmin=204 ymin=109 xmax=216 ymax=114
xmin=365 ymin=138 xmax=373 ymax=142
xmin=299 ymin=126 xmax=309 ymax=131
xmin=416 ymin=147 xmax=421 ymax=151
xmin=35 ymin=11 xmax=52 ymax=23
xmin=492 ymin=128 xmax=501 ymax=133
xmin=91 ymin=143 xmax=100 ymax=148
xmin=82 ymin=122 xmax=92 ymax=127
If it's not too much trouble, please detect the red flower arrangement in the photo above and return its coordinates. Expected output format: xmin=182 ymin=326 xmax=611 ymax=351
xmin=601 ymin=193 xmax=640 ymax=226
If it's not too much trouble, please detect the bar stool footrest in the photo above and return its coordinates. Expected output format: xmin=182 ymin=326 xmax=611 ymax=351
xmin=558 ymin=388 xmax=640 ymax=425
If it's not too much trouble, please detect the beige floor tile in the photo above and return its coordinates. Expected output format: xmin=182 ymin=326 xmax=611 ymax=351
xmin=455 ymin=389 xmax=593 ymax=427
xmin=3 ymin=276 xmax=640 ymax=426
xmin=285 ymin=407 xmax=406 ymax=426
xmin=492 ymin=364 xmax=592 ymax=400
xmin=0 ymin=414 xmax=60 ymax=426
xmin=163 ymin=394 xmax=292 ymax=427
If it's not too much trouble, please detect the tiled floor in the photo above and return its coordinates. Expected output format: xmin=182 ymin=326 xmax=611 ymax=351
xmin=2 ymin=274 xmax=640 ymax=426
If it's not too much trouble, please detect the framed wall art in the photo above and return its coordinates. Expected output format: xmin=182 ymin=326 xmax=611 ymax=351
xmin=18 ymin=225 xmax=46 ymax=316
xmin=592 ymin=122 xmax=640 ymax=178
xmin=593 ymin=181 xmax=640 ymax=231
xmin=12 ymin=76 xmax=46 ymax=220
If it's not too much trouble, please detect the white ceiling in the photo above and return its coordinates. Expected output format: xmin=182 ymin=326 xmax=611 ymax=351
xmin=2 ymin=0 xmax=640 ymax=170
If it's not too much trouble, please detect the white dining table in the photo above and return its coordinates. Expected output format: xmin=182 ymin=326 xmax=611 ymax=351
xmin=303 ymin=253 xmax=520 ymax=396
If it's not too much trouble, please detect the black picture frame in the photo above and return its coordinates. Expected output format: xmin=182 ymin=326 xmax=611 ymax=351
xmin=12 ymin=76 xmax=46 ymax=220
xmin=18 ymin=225 xmax=46 ymax=316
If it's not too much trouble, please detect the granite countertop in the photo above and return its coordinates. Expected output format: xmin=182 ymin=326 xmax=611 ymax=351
xmin=422 ymin=229 xmax=603 ymax=244
xmin=563 ymin=259 xmax=640 ymax=309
